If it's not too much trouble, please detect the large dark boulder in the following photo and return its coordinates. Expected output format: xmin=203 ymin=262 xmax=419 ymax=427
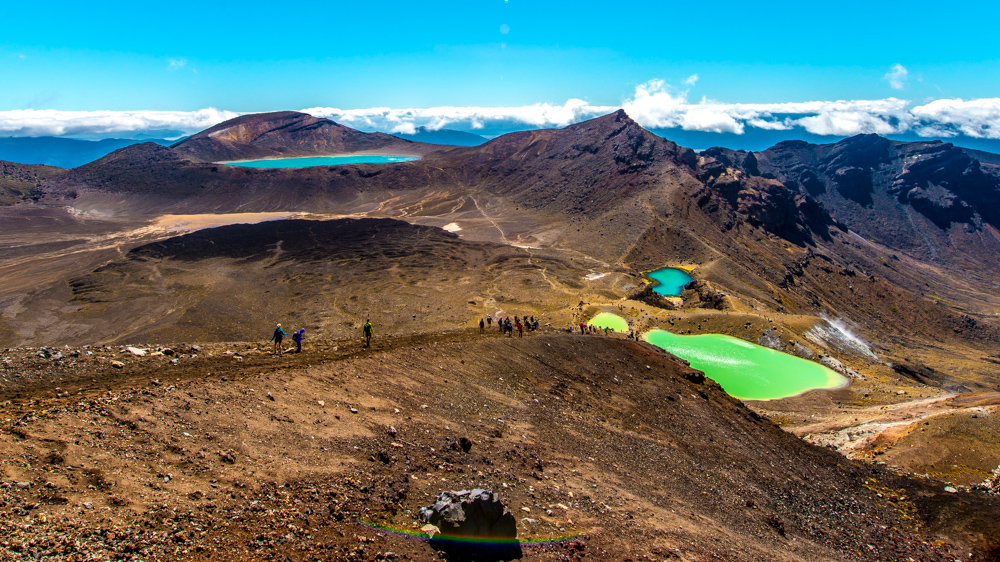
xmin=419 ymin=489 xmax=521 ymax=560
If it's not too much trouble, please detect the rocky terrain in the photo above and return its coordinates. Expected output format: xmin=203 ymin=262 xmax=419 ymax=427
xmin=2 ymin=331 xmax=999 ymax=561
xmin=0 ymin=160 xmax=62 ymax=205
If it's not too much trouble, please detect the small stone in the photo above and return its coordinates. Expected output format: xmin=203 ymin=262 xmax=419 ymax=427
xmin=350 ymin=408 xmax=358 ymax=414
xmin=318 ymin=400 xmax=325 ymax=407
xmin=267 ymin=392 xmax=275 ymax=401
xmin=944 ymin=486 xmax=958 ymax=493
xmin=127 ymin=347 xmax=147 ymax=357
xmin=83 ymin=502 xmax=93 ymax=509
xmin=110 ymin=360 xmax=125 ymax=369
xmin=14 ymin=481 xmax=31 ymax=489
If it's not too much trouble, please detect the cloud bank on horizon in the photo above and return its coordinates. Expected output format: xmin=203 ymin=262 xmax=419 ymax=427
xmin=2 ymin=81 xmax=999 ymax=142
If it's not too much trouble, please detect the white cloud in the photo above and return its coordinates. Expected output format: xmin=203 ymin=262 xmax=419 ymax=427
xmin=0 ymin=108 xmax=239 ymax=137
xmin=303 ymin=97 xmax=614 ymax=133
xmin=684 ymin=74 xmax=699 ymax=86
xmin=17 ymin=53 xmax=27 ymax=60
xmin=885 ymin=64 xmax=908 ymax=90
xmin=910 ymin=98 xmax=1000 ymax=139
xmin=2 ymin=80 xmax=1000 ymax=142
xmin=168 ymin=58 xmax=187 ymax=70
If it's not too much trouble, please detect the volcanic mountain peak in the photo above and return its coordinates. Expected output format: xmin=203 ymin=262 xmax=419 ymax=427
xmin=170 ymin=111 xmax=438 ymax=163
xmin=433 ymin=110 xmax=700 ymax=214
xmin=185 ymin=111 xmax=340 ymax=144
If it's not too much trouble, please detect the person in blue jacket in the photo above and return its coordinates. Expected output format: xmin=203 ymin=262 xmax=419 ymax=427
xmin=292 ymin=328 xmax=305 ymax=353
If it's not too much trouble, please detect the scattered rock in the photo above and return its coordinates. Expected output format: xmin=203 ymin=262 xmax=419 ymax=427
xmin=819 ymin=356 xmax=863 ymax=380
xmin=683 ymin=370 xmax=705 ymax=384
xmin=757 ymin=329 xmax=785 ymax=351
xmin=944 ymin=486 xmax=958 ymax=494
xmin=459 ymin=436 xmax=473 ymax=453
xmin=109 ymin=360 xmax=125 ymax=369
xmin=126 ymin=347 xmax=147 ymax=357
xmin=419 ymin=489 xmax=520 ymax=559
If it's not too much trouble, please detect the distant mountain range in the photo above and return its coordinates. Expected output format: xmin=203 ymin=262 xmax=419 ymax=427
xmin=392 ymin=126 xmax=488 ymax=146
xmin=0 ymin=136 xmax=175 ymax=168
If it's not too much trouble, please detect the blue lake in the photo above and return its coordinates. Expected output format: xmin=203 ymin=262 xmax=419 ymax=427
xmin=648 ymin=267 xmax=694 ymax=296
xmin=224 ymin=155 xmax=420 ymax=168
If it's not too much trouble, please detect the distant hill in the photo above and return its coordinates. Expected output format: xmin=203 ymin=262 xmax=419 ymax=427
xmin=393 ymin=126 xmax=488 ymax=146
xmin=0 ymin=136 xmax=173 ymax=168
xmin=170 ymin=111 xmax=446 ymax=163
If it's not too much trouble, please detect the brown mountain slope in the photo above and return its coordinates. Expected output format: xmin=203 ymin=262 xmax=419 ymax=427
xmin=10 ymin=218 xmax=619 ymax=346
xmin=1 ymin=331 xmax=996 ymax=560
xmin=41 ymin=142 xmax=453 ymax=215
xmin=0 ymin=160 xmax=62 ymax=205
xmin=170 ymin=111 xmax=443 ymax=163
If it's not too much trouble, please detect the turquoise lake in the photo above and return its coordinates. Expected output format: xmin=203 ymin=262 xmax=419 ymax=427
xmin=224 ymin=155 xmax=420 ymax=168
xmin=648 ymin=267 xmax=694 ymax=296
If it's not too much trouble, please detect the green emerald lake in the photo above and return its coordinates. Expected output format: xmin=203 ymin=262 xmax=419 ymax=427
xmin=643 ymin=329 xmax=848 ymax=400
xmin=588 ymin=312 xmax=629 ymax=332
xmin=648 ymin=267 xmax=694 ymax=296
xmin=223 ymin=155 xmax=420 ymax=168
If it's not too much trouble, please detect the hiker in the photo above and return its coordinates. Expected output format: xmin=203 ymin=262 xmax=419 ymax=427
xmin=579 ymin=322 xmax=586 ymax=334
xmin=487 ymin=315 xmax=492 ymax=327
xmin=292 ymin=328 xmax=305 ymax=353
xmin=270 ymin=323 xmax=287 ymax=356
xmin=363 ymin=319 xmax=373 ymax=347
xmin=479 ymin=318 xmax=485 ymax=334
xmin=516 ymin=320 xmax=523 ymax=338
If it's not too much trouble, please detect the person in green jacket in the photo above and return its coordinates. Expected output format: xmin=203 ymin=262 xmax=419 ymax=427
xmin=363 ymin=319 xmax=373 ymax=347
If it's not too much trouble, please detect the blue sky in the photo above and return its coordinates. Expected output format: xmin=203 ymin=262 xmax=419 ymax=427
xmin=2 ymin=0 xmax=999 ymax=143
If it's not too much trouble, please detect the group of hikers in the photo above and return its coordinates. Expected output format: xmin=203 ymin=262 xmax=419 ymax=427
xmin=268 ymin=311 xmax=637 ymax=356
xmin=479 ymin=314 xmax=540 ymax=338
xmin=269 ymin=318 xmax=374 ymax=355
xmin=578 ymin=321 xmax=641 ymax=341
